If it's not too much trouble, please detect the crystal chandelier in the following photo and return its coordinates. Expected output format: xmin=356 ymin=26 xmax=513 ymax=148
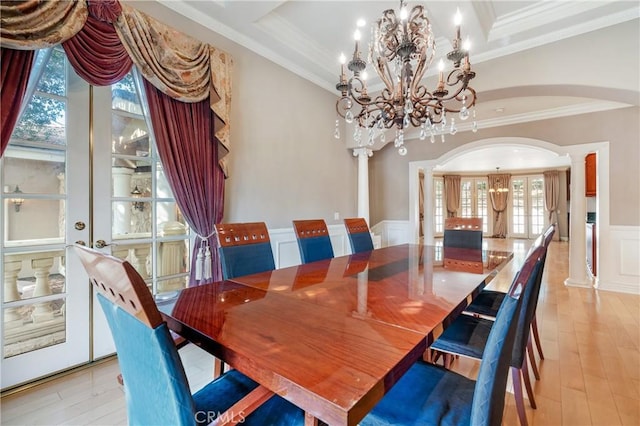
xmin=489 ymin=167 xmax=509 ymax=193
xmin=334 ymin=1 xmax=478 ymax=155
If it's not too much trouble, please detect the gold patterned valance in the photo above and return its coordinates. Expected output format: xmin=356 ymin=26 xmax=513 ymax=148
xmin=1 ymin=0 xmax=233 ymax=176
xmin=0 ymin=0 xmax=88 ymax=49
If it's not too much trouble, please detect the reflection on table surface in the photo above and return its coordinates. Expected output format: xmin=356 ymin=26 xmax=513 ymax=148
xmin=158 ymin=243 xmax=513 ymax=426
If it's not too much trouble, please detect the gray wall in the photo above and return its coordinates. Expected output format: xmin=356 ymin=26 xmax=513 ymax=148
xmin=370 ymin=106 xmax=640 ymax=227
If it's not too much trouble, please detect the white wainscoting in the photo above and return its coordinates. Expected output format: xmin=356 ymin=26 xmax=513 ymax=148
xmin=268 ymin=224 xmax=351 ymax=269
xmin=597 ymin=225 xmax=640 ymax=294
xmin=268 ymin=223 xmax=394 ymax=269
xmin=370 ymin=220 xmax=410 ymax=247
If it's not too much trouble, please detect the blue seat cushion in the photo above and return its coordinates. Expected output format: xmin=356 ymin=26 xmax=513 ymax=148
xmin=360 ymin=360 xmax=474 ymax=426
xmin=465 ymin=290 xmax=505 ymax=317
xmin=430 ymin=315 xmax=492 ymax=360
xmin=193 ymin=369 xmax=304 ymax=425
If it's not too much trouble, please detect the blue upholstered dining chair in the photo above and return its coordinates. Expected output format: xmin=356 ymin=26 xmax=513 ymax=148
xmin=443 ymin=217 xmax=483 ymax=250
xmin=292 ymin=219 xmax=334 ymax=264
xmin=464 ymin=224 xmax=556 ymax=366
xmin=429 ymin=242 xmax=548 ymax=426
xmin=344 ymin=217 xmax=374 ymax=253
xmin=74 ymin=245 xmax=303 ymax=426
xmin=215 ymin=222 xmax=276 ymax=280
xmin=359 ymin=242 xmax=538 ymax=426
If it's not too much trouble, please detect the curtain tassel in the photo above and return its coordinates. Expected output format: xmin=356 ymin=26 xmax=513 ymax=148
xmin=195 ymin=245 xmax=204 ymax=280
xmin=203 ymin=244 xmax=212 ymax=280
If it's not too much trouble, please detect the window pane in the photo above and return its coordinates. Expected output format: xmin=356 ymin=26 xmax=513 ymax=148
xmin=530 ymin=178 xmax=545 ymax=235
xmin=12 ymin=95 xmax=66 ymax=145
xmin=3 ymin=249 xmax=67 ymax=358
xmin=460 ymin=181 xmax=472 ymax=217
xmin=36 ymin=49 xmax=66 ymax=96
xmin=434 ymin=178 xmax=444 ymax=234
xmin=476 ymin=180 xmax=488 ymax=233
xmin=512 ymin=179 xmax=525 ymax=234
xmin=111 ymin=243 xmax=153 ymax=280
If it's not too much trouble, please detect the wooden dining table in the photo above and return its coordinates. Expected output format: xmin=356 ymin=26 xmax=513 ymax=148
xmin=158 ymin=244 xmax=513 ymax=426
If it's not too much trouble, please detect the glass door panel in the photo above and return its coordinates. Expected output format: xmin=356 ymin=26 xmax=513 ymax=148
xmin=510 ymin=175 xmax=546 ymax=239
xmin=1 ymin=48 xmax=91 ymax=388
xmin=460 ymin=177 xmax=490 ymax=234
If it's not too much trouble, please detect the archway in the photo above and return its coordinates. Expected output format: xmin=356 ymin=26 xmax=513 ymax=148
xmin=408 ymin=137 xmax=610 ymax=289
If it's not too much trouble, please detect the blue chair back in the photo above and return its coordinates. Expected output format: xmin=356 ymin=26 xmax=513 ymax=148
xmin=510 ymin=224 xmax=555 ymax=367
xmin=344 ymin=218 xmax=374 ymax=253
xmin=215 ymin=222 xmax=276 ymax=279
xmin=470 ymin=244 xmax=546 ymax=426
xmin=293 ymin=219 xmax=334 ymax=264
xmin=74 ymin=246 xmax=196 ymax=425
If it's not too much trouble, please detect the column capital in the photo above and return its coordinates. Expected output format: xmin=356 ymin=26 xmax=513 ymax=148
xmin=352 ymin=147 xmax=373 ymax=158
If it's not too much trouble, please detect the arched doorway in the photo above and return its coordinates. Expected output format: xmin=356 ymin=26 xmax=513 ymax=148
xmin=408 ymin=137 xmax=610 ymax=290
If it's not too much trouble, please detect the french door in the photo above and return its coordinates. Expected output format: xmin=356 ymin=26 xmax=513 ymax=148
xmin=1 ymin=48 xmax=190 ymax=389
xmin=510 ymin=175 xmax=546 ymax=239
xmin=460 ymin=178 xmax=490 ymax=234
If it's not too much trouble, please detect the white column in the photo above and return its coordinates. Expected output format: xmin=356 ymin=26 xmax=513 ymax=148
xmin=422 ymin=165 xmax=435 ymax=246
xmin=565 ymin=154 xmax=591 ymax=288
xmin=353 ymin=148 xmax=372 ymax=223
xmin=112 ymin=167 xmax=133 ymax=236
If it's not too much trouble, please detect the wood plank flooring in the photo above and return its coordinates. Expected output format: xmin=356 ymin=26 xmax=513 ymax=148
xmin=2 ymin=240 xmax=639 ymax=425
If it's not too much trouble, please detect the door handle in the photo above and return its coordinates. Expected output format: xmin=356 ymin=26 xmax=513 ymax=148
xmin=94 ymin=240 xmax=108 ymax=249
xmin=75 ymin=240 xmax=86 ymax=246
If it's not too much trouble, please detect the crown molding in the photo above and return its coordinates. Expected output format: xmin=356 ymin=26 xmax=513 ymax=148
xmin=159 ymin=0 xmax=336 ymax=92
xmin=488 ymin=1 xmax=611 ymax=41
xmin=475 ymin=8 xmax=639 ymax=65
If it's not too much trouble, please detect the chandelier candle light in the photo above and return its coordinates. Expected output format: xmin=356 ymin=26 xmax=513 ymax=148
xmin=335 ymin=1 xmax=478 ymax=155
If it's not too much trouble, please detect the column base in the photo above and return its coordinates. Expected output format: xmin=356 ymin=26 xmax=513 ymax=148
xmin=564 ymin=277 xmax=593 ymax=288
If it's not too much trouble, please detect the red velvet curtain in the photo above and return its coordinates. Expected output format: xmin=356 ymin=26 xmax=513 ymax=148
xmin=143 ymin=79 xmax=225 ymax=284
xmin=1 ymin=48 xmax=34 ymax=157
xmin=62 ymin=13 xmax=132 ymax=86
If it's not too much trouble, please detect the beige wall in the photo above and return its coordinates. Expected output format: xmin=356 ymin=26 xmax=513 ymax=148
xmin=370 ymin=107 xmax=640 ymax=227
xmin=126 ymin=2 xmax=358 ymax=229
xmin=126 ymin=2 xmax=638 ymax=230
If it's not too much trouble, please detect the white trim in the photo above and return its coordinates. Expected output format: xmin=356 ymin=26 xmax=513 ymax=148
xmin=268 ymin=224 xmax=350 ymax=269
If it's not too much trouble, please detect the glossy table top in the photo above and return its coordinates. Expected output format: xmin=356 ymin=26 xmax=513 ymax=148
xmin=158 ymin=244 xmax=512 ymax=425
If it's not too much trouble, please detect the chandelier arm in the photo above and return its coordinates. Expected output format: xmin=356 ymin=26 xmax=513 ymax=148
xmin=375 ymin=57 xmax=395 ymax=94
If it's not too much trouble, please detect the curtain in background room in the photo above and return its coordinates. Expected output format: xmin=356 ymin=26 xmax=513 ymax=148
xmin=544 ymin=170 xmax=560 ymax=240
xmin=444 ymin=175 xmax=461 ymax=218
xmin=489 ymin=173 xmax=511 ymax=238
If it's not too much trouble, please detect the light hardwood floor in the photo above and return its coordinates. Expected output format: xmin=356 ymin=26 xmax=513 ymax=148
xmin=1 ymin=240 xmax=639 ymax=425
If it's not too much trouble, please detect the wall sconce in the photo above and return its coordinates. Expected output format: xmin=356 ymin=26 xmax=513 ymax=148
xmin=131 ymin=185 xmax=144 ymax=211
xmin=12 ymin=185 xmax=24 ymax=212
